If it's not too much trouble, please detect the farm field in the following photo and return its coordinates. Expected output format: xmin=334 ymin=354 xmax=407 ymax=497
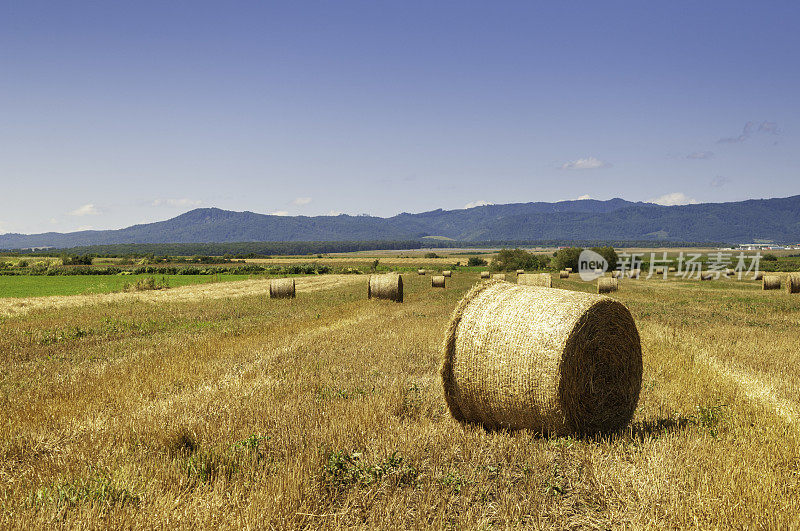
xmin=0 ymin=274 xmax=254 ymax=299
xmin=1 ymin=269 xmax=799 ymax=528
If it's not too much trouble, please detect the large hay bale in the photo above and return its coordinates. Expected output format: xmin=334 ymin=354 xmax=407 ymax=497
xmin=432 ymin=275 xmax=446 ymax=288
xmin=518 ymin=273 xmax=552 ymax=288
xmin=559 ymin=270 xmax=570 ymax=279
xmin=368 ymin=273 xmax=403 ymax=302
xmin=492 ymin=273 xmax=506 ymax=281
xmin=516 ymin=269 xmax=525 ymax=275
xmin=786 ymin=273 xmax=800 ymax=294
xmin=763 ymin=275 xmax=781 ymax=290
xmin=597 ymin=277 xmax=619 ymax=294
xmin=753 ymin=271 xmax=764 ymax=281
xmin=269 ymin=278 xmax=295 ymax=299
xmin=417 ymin=269 xmax=426 ymax=276
xmin=442 ymin=270 xmax=452 ymax=278
xmin=441 ymin=281 xmax=642 ymax=434
xmin=480 ymin=271 xmax=490 ymax=279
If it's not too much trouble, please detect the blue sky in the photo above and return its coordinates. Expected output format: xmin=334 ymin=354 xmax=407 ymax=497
xmin=1 ymin=1 xmax=798 ymax=234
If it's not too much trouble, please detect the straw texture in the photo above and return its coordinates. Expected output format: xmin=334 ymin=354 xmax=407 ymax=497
xmin=368 ymin=273 xmax=404 ymax=302
xmin=442 ymin=270 xmax=452 ymax=277
xmin=480 ymin=271 xmax=490 ymax=279
xmin=763 ymin=275 xmax=781 ymax=290
xmin=269 ymin=278 xmax=295 ymax=299
xmin=517 ymin=273 xmax=552 ymax=288
xmin=559 ymin=271 xmax=570 ymax=279
xmin=441 ymin=280 xmax=642 ymax=435
xmin=786 ymin=273 xmax=800 ymax=294
xmin=597 ymin=277 xmax=619 ymax=294
xmin=432 ymin=275 xmax=446 ymax=288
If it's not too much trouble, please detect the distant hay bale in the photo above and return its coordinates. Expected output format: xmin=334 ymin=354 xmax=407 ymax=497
xmin=565 ymin=268 xmax=573 ymax=273
xmin=700 ymin=272 xmax=714 ymax=281
xmin=418 ymin=269 xmax=426 ymax=275
xmin=753 ymin=271 xmax=764 ymax=281
xmin=668 ymin=267 xmax=677 ymax=273
xmin=597 ymin=277 xmax=619 ymax=294
xmin=518 ymin=273 xmax=552 ymax=288
xmin=432 ymin=275 xmax=446 ymax=288
xmin=559 ymin=270 xmax=570 ymax=279
xmin=368 ymin=273 xmax=403 ymax=302
xmin=442 ymin=270 xmax=452 ymax=277
xmin=492 ymin=273 xmax=506 ymax=281
xmin=516 ymin=269 xmax=525 ymax=275
xmin=441 ymin=280 xmax=642 ymax=434
xmin=786 ymin=273 xmax=800 ymax=294
xmin=628 ymin=269 xmax=640 ymax=279
xmin=480 ymin=271 xmax=490 ymax=279
xmin=269 ymin=278 xmax=296 ymax=299
xmin=610 ymin=270 xmax=621 ymax=279
xmin=762 ymin=275 xmax=781 ymax=290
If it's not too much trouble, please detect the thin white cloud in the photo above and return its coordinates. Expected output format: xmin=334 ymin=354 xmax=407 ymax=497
xmin=576 ymin=194 xmax=592 ymax=200
xmin=718 ymin=121 xmax=779 ymax=143
xmin=648 ymin=192 xmax=700 ymax=206
xmin=69 ymin=204 xmax=100 ymax=216
xmin=687 ymin=151 xmax=714 ymax=160
xmin=560 ymin=157 xmax=610 ymax=170
xmin=151 ymin=198 xmax=202 ymax=208
xmin=711 ymin=176 xmax=731 ymax=188
xmin=463 ymin=200 xmax=494 ymax=209
xmin=292 ymin=197 xmax=312 ymax=206
xmin=327 ymin=210 xmax=342 ymax=216
xmin=270 ymin=210 xmax=289 ymax=216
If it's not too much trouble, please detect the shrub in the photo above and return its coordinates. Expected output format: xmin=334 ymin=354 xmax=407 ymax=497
xmin=467 ymin=256 xmax=488 ymax=267
xmin=424 ymin=252 xmax=440 ymax=258
xmin=490 ymin=248 xmax=546 ymax=272
xmin=552 ymin=247 xmax=583 ymax=271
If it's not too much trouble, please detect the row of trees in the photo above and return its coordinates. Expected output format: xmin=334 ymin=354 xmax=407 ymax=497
xmin=487 ymin=247 xmax=619 ymax=272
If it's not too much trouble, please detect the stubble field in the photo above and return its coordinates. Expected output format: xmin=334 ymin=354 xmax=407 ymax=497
xmin=1 ymin=270 xmax=799 ymax=528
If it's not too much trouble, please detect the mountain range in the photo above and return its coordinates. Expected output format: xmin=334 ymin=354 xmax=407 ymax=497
xmin=2 ymin=196 xmax=800 ymax=249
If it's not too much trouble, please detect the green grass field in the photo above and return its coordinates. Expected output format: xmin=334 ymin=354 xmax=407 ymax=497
xmin=0 ymin=274 xmax=254 ymax=298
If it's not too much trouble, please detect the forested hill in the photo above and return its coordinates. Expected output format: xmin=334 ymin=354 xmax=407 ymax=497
xmin=2 ymin=196 xmax=800 ymax=249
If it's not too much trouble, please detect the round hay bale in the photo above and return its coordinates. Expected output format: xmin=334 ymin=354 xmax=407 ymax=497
xmin=610 ymin=270 xmax=621 ymax=279
xmin=417 ymin=269 xmax=426 ymax=276
xmin=565 ymin=268 xmax=573 ymax=273
xmin=668 ymin=267 xmax=677 ymax=273
xmin=442 ymin=270 xmax=452 ymax=278
xmin=597 ymin=277 xmax=619 ymax=294
xmin=786 ymin=273 xmax=800 ymax=294
xmin=432 ymin=275 xmax=446 ymax=288
xmin=559 ymin=270 xmax=570 ymax=279
xmin=492 ymin=273 xmax=506 ymax=281
xmin=762 ymin=275 xmax=781 ymax=290
xmin=441 ymin=280 xmax=642 ymax=435
xmin=269 ymin=278 xmax=296 ymax=299
xmin=368 ymin=273 xmax=403 ymax=302
xmin=753 ymin=271 xmax=764 ymax=281
xmin=480 ymin=271 xmax=490 ymax=279
xmin=628 ymin=269 xmax=640 ymax=279
xmin=516 ymin=269 xmax=525 ymax=275
xmin=517 ymin=273 xmax=552 ymax=288
xmin=700 ymin=272 xmax=714 ymax=281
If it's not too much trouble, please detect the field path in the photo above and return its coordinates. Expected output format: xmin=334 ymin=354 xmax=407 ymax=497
xmin=0 ymin=274 xmax=364 ymax=317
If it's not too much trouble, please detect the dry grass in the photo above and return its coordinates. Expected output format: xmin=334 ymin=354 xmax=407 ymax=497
xmin=1 ymin=270 xmax=800 ymax=528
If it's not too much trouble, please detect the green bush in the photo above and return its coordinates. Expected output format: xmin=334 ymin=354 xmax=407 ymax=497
xmin=490 ymin=248 xmax=545 ymax=272
xmin=467 ymin=256 xmax=488 ymax=267
xmin=552 ymin=247 xmax=583 ymax=271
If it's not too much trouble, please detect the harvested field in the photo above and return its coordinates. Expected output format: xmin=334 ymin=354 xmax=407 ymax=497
xmin=1 ymin=270 xmax=800 ymax=528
